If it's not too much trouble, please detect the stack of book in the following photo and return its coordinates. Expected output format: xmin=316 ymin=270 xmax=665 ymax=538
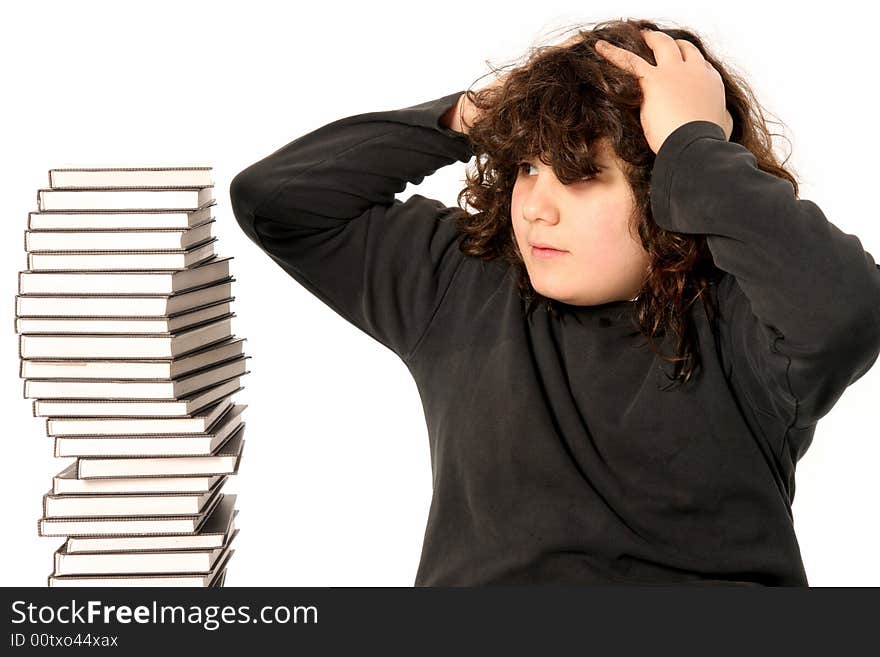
xmin=16 ymin=167 xmax=248 ymax=587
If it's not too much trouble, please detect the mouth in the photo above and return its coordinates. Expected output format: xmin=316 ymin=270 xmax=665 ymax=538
xmin=529 ymin=239 xmax=566 ymax=251
xmin=529 ymin=242 xmax=569 ymax=259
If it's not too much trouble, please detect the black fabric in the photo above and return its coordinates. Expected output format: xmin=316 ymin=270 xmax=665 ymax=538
xmin=230 ymin=91 xmax=880 ymax=586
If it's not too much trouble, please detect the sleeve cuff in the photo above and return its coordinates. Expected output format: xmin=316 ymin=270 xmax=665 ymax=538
xmin=650 ymin=120 xmax=728 ymax=231
xmin=399 ymin=90 xmax=474 ymax=160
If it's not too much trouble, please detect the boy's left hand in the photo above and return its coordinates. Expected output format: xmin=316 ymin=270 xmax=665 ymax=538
xmin=594 ymin=29 xmax=734 ymax=155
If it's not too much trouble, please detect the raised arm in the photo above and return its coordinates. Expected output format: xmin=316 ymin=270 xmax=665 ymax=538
xmin=650 ymin=120 xmax=880 ymax=462
xmin=229 ymin=91 xmax=474 ymax=361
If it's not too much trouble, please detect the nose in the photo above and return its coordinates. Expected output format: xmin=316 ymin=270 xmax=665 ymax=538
xmin=520 ymin=173 xmax=560 ymax=225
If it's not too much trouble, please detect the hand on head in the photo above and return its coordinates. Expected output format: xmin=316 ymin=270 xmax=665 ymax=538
xmin=593 ymin=28 xmax=734 ymax=154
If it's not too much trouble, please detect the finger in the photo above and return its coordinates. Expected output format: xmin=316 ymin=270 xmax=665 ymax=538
xmin=594 ymin=39 xmax=650 ymax=78
xmin=703 ymin=59 xmax=724 ymax=83
xmin=674 ymin=38 xmax=705 ymax=63
xmin=640 ymin=29 xmax=683 ymax=66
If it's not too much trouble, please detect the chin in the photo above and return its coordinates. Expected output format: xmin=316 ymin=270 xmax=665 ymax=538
xmin=529 ymin=281 xmax=570 ymax=304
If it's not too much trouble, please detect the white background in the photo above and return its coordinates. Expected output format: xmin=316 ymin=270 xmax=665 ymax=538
xmin=2 ymin=0 xmax=877 ymax=586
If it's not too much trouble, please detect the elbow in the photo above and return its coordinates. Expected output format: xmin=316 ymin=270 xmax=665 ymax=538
xmin=229 ymin=167 xmax=257 ymax=230
xmin=857 ymin=264 xmax=880 ymax=370
xmin=229 ymin=166 xmax=263 ymax=245
xmin=860 ymin=302 xmax=880 ymax=382
xmin=828 ymin=294 xmax=880 ymax=387
xmin=824 ymin=260 xmax=880 ymax=372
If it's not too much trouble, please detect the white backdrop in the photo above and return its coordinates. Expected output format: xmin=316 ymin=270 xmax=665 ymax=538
xmin=2 ymin=0 xmax=877 ymax=586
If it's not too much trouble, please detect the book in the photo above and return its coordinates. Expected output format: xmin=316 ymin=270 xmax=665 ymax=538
xmin=24 ymin=220 xmax=214 ymax=252
xmin=38 ymin=484 xmax=223 ymax=536
xmin=28 ymin=206 xmax=213 ymax=230
xmin=25 ymin=355 xmax=248 ymax=399
xmin=48 ymin=544 xmax=233 ymax=587
xmin=19 ymin=315 xmax=234 ymax=360
xmin=22 ymin=336 xmax=244 ymax=380
xmin=52 ymin=529 xmax=239 ymax=576
xmin=53 ymin=404 xmax=246 ymax=457
xmin=15 ymin=299 xmax=232 ymax=334
xmin=16 ymin=279 xmax=233 ymax=317
xmin=48 ymin=167 xmax=214 ymax=189
xmin=38 ymin=187 xmax=214 ymax=212
xmin=26 ymin=239 xmax=216 ymax=271
xmin=76 ymin=424 xmax=245 ymax=478
xmin=18 ymin=255 xmax=231 ymax=294
xmin=32 ymin=377 xmax=243 ymax=417
xmin=47 ymin=397 xmax=234 ymax=437
xmin=43 ymin=477 xmax=227 ymax=518
xmin=52 ymin=462 xmax=224 ymax=495
xmin=64 ymin=494 xmax=236 ymax=552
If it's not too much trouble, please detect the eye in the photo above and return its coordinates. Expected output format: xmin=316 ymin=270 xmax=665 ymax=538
xmin=516 ymin=161 xmax=537 ymax=176
xmin=515 ymin=161 xmax=600 ymax=182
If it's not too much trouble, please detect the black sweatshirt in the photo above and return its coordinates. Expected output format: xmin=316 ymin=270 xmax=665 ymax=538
xmin=230 ymin=90 xmax=880 ymax=586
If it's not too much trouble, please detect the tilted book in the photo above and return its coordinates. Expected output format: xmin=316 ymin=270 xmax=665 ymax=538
xmin=52 ymin=462 xmax=224 ymax=495
xmin=24 ymin=220 xmax=214 ymax=251
xmin=15 ymin=279 xmax=233 ymax=317
xmin=19 ymin=315 xmax=234 ymax=361
xmin=38 ymin=484 xmax=224 ymax=536
xmin=75 ymin=424 xmax=245 ymax=478
xmin=15 ymin=299 xmax=232 ymax=334
xmin=48 ymin=167 xmax=214 ymax=189
xmin=47 ymin=396 xmax=234 ymax=437
xmin=22 ymin=336 xmax=244 ymax=380
xmin=53 ymin=529 xmax=238 ymax=576
xmin=28 ymin=206 xmax=213 ymax=230
xmin=26 ymin=239 xmax=217 ymax=271
xmin=32 ymin=377 xmax=243 ymax=417
xmin=64 ymin=494 xmax=237 ymax=552
xmin=48 ymin=545 xmax=233 ymax=587
xmin=25 ymin=355 xmax=248 ymax=399
xmin=53 ymin=404 xmax=246 ymax=457
xmin=38 ymin=187 xmax=214 ymax=212
xmin=18 ymin=255 xmax=231 ymax=294
xmin=43 ymin=477 xmax=227 ymax=518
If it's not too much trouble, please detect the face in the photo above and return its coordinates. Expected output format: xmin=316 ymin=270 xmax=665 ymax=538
xmin=510 ymin=138 xmax=650 ymax=306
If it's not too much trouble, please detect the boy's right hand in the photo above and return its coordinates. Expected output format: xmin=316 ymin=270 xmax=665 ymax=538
xmin=441 ymin=32 xmax=586 ymax=136
xmin=440 ymin=82 xmax=501 ymax=136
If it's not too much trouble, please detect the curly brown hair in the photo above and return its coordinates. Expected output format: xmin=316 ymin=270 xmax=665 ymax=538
xmin=449 ymin=17 xmax=800 ymax=388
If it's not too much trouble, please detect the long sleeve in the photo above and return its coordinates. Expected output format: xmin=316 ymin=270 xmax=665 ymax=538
xmin=650 ymin=120 xmax=880 ymax=461
xmin=229 ymin=90 xmax=474 ymax=361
